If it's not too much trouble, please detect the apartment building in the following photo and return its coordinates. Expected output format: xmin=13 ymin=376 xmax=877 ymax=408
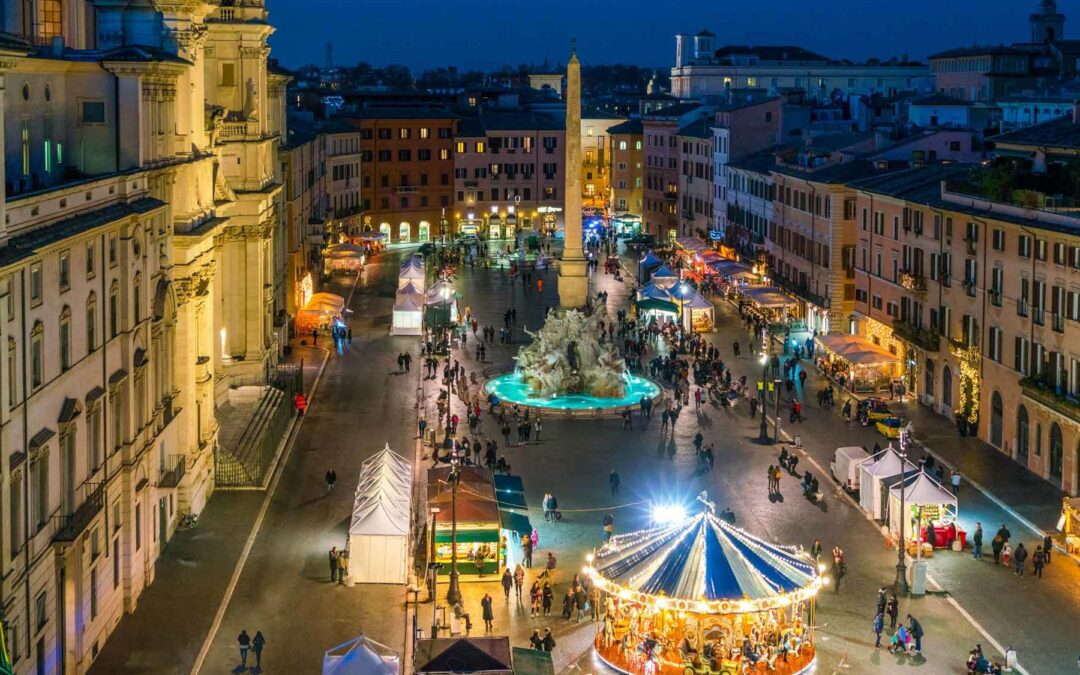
xmin=0 ymin=1 xmax=285 ymax=672
xmin=643 ymin=102 xmax=709 ymax=240
xmin=608 ymin=119 xmax=643 ymax=217
xmin=582 ymin=111 xmax=623 ymax=210
xmin=350 ymin=109 xmax=455 ymax=244
xmin=676 ymin=119 xmax=713 ymax=238
xmin=452 ymin=110 xmax=566 ymax=239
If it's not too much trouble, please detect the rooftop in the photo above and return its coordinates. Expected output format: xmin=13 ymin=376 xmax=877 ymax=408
xmin=643 ymin=101 xmax=703 ymax=119
xmin=343 ymin=107 xmax=457 ymax=120
xmin=910 ymin=93 xmax=972 ymax=107
xmin=607 ymin=119 xmax=643 ymax=134
xmin=990 ymin=115 xmax=1080 ymax=149
xmin=928 ymin=45 xmax=1030 ymax=59
xmin=849 ymin=163 xmax=969 ymax=200
xmin=677 ymin=118 xmax=712 ymax=139
xmin=713 ymin=45 xmax=830 ymax=63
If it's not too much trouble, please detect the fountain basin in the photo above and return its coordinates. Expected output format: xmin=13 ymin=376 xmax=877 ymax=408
xmin=483 ymin=372 xmax=662 ymax=417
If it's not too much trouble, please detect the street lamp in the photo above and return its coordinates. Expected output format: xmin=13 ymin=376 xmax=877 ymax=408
xmin=758 ymin=353 xmax=770 ymax=443
xmin=445 ymin=459 xmax=463 ymax=606
xmin=895 ymin=434 xmax=911 ymax=594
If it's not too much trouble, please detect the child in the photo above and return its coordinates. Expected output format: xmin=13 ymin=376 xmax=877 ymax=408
xmin=1002 ymin=541 xmax=1012 ymax=567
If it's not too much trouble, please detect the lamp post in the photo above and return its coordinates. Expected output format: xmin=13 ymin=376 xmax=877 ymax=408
xmin=895 ymin=433 xmax=910 ymax=594
xmin=758 ymin=353 xmax=770 ymax=443
xmin=445 ymin=459 xmax=463 ymax=605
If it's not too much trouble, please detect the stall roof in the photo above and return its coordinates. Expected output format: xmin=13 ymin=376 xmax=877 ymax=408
xmin=683 ymin=292 xmax=714 ymax=310
xmin=675 ymin=236 xmax=710 ymax=252
xmin=816 ymin=334 xmax=899 ymax=365
xmin=650 ymin=264 xmax=678 ymax=278
xmin=493 ymin=475 xmax=528 ymax=510
xmin=742 ymin=286 xmax=790 ymax=308
xmin=638 ymin=282 xmax=673 ymax=301
xmin=888 ymin=471 xmax=957 ymax=507
xmin=397 ymin=281 xmax=423 ymax=296
xmin=325 ymin=242 xmax=366 ymax=258
xmin=415 ymin=638 xmax=511 ymax=675
xmin=323 ymin=635 xmax=400 ymax=675
xmin=709 ymin=260 xmax=752 ymax=275
xmin=304 ymin=292 xmax=346 ymax=314
xmin=861 ymin=447 xmax=908 ymax=477
xmin=639 ymin=251 xmax=662 ymax=270
xmin=394 ymin=295 xmax=424 ymax=312
xmin=498 ymin=509 xmax=533 ymax=535
xmin=636 ymin=298 xmax=679 ymax=314
xmin=399 ymin=266 xmax=425 ymax=281
xmin=356 ymin=232 xmax=388 ymax=242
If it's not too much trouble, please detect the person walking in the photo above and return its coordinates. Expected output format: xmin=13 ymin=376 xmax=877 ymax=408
xmin=609 ymin=470 xmax=621 ymax=496
xmin=501 ymin=568 xmax=513 ymax=599
xmin=237 ymin=630 xmax=251 ymax=668
xmin=1014 ymin=542 xmax=1028 ymax=576
xmin=767 ymin=465 xmax=776 ymax=494
xmin=1043 ymin=531 xmax=1053 ymax=565
xmin=886 ymin=593 xmax=899 ymax=630
xmin=906 ymin=615 xmax=924 ymax=654
xmin=562 ymin=587 xmax=574 ymax=620
xmin=951 ymin=470 xmax=961 ymax=495
xmin=480 ymin=592 xmax=494 ymax=632
xmin=810 ymin=539 xmax=822 ymax=563
xmin=542 ymin=628 xmax=556 ymax=652
xmin=542 ymin=582 xmax=554 ymax=616
xmin=534 ymin=418 xmax=542 ymax=441
xmin=972 ymin=522 xmax=983 ymax=560
xmin=831 ymin=546 xmax=845 ymax=593
xmin=513 ymin=564 xmax=525 ymax=599
xmin=872 ymin=611 xmax=884 ymax=649
xmin=252 ymin=631 xmax=265 ymax=669
xmin=530 ymin=582 xmax=541 ymax=617
xmin=530 ymin=629 xmax=544 ymax=650
xmin=326 ymin=469 xmax=337 ymax=494
xmin=876 ymin=587 xmax=887 ymax=617
xmin=602 ymin=513 xmax=615 ymax=542
xmin=992 ymin=533 xmax=1004 ymax=564
xmin=574 ymin=584 xmax=588 ymax=622
xmin=1032 ymin=546 xmax=1046 ymax=578
xmin=328 ymin=546 xmax=338 ymax=581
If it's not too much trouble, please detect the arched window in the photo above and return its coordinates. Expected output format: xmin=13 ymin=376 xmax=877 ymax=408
xmin=1016 ymin=405 xmax=1029 ymax=461
xmin=398 ymin=222 xmax=411 ymax=243
xmin=1050 ymin=423 xmax=1064 ymax=479
xmin=990 ymin=391 xmax=1003 ymax=448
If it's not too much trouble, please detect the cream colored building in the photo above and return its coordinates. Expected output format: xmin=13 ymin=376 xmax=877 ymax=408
xmin=0 ymin=1 xmax=285 ymax=672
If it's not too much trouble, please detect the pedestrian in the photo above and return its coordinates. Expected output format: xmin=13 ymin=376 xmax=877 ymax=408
xmin=480 ymin=593 xmax=494 ymax=632
xmin=542 ymin=582 xmax=553 ymax=616
xmin=530 ymin=629 xmax=544 ymax=650
xmin=872 ymin=611 xmax=884 ymax=649
xmin=337 ymin=549 xmax=348 ymax=583
xmin=1014 ymin=542 xmax=1028 ymax=576
xmin=1043 ymin=531 xmax=1053 ymax=565
xmin=1033 ymin=545 xmax=1046 ymax=578
xmin=514 ymin=564 xmax=525 ymax=599
xmin=972 ymin=522 xmax=984 ymax=560
xmin=996 ymin=523 xmax=1011 ymax=543
xmin=876 ymin=587 xmax=887 ymax=616
xmin=530 ymin=582 xmax=541 ymax=617
xmin=562 ymin=587 xmax=574 ymax=619
xmin=252 ymin=631 xmax=265 ymax=669
xmin=311 ymin=327 xmax=318 ymax=346
xmin=906 ymin=615 xmax=924 ymax=653
xmin=831 ymin=546 xmax=845 ymax=593
xmin=886 ymin=593 xmax=899 ymax=630
xmin=992 ymin=533 xmax=1004 ymax=564
xmin=237 ymin=630 xmax=251 ymax=668
xmin=501 ymin=568 xmax=513 ymax=599
xmin=574 ymin=584 xmax=588 ymax=622
xmin=810 ymin=539 xmax=822 ymax=563
xmin=328 ymin=546 xmax=338 ymax=581
xmin=534 ymin=418 xmax=542 ymax=441
xmin=326 ymin=468 xmax=337 ymax=494
xmin=609 ymin=470 xmax=620 ymax=496
xmin=767 ymin=465 xmax=776 ymax=493
xmin=1002 ymin=541 xmax=1012 ymax=568
xmin=542 ymin=628 xmax=556 ymax=652
xmin=602 ymin=513 xmax=615 ymax=542
xmin=951 ymin=469 xmax=961 ymax=495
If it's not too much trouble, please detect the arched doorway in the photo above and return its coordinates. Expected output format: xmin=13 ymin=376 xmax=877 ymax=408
xmin=924 ymin=359 xmax=935 ymax=405
xmin=1016 ymin=405 xmax=1029 ymax=462
xmin=379 ymin=222 xmax=391 ymax=240
xmin=399 ymin=222 xmax=411 ymax=243
xmin=418 ymin=221 xmax=431 ymax=242
xmin=990 ymin=391 xmax=1003 ymax=448
xmin=941 ymin=365 xmax=953 ymax=414
xmin=1050 ymin=423 xmax=1064 ymax=482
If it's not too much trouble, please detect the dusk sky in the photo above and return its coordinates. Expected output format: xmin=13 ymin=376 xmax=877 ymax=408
xmin=268 ymin=0 xmax=1030 ymax=71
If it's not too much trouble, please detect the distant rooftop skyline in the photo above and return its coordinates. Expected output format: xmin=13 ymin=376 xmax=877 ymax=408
xmin=268 ymin=0 xmax=1041 ymax=72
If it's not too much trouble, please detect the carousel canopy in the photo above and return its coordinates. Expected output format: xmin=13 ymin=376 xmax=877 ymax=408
xmin=588 ymin=511 xmax=821 ymax=613
xmin=325 ymin=243 xmax=366 ymax=258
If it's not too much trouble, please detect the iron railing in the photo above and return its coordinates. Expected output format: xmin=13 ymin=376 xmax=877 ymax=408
xmin=52 ymin=482 xmax=104 ymax=543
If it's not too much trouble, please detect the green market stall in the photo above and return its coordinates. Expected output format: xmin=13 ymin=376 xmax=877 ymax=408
xmin=428 ymin=466 xmax=502 ymax=577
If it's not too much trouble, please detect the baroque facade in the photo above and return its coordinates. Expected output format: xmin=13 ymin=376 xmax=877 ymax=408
xmin=0 ymin=1 xmax=284 ymax=673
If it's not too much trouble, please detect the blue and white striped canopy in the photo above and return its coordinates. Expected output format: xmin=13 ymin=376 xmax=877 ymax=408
xmin=590 ymin=512 xmax=819 ymax=605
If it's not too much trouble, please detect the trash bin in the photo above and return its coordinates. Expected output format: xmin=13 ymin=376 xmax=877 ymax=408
xmin=910 ymin=559 xmax=928 ymax=595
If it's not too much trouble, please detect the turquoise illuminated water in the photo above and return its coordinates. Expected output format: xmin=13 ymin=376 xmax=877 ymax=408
xmin=483 ymin=372 xmax=661 ymax=411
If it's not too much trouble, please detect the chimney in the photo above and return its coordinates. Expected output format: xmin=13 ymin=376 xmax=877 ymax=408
xmin=1073 ymin=99 xmax=1080 ymax=123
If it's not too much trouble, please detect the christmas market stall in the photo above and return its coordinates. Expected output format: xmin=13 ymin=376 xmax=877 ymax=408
xmin=649 ymin=264 xmax=680 ymax=290
xmin=679 ymin=291 xmax=715 ymax=333
xmin=428 ymin=465 xmax=502 ymax=577
xmin=323 ymin=242 xmax=367 ymax=275
xmin=887 ymin=471 xmax=961 ymax=554
xmin=1061 ymin=497 xmax=1080 ymax=554
xmin=399 ymin=257 xmax=426 ymax=292
xmin=638 ymin=250 xmax=664 ymax=283
xmin=347 ymin=445 xmax=412 ymax=584
xmin=349 ymin=231 xmax=388 ymax=256
xmin=858 ymin=446 xmax=913 ymax=520
xmin=296 ymin=292 xmax=346 ymax=334
xmin=814 ymin=334 xmax=901 ymax=393
xmin=586 ymin=509 xmax=823 ymax=675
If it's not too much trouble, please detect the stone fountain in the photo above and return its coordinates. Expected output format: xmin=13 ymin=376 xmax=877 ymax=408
xmin=514 ymin=309 xmax=627 ymax=398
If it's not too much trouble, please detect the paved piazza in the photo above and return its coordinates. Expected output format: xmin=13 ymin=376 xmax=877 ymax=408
xmin=90 ymin=245 xmax=1080 ymax=674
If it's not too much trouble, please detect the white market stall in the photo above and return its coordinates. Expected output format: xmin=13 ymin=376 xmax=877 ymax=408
xmin=680 ymin=290 xmax=715 ymax=332
xmin=322 ymin=635 xmax=400 ymax=675
xmin=831 ymin=446 xmax=871 ymax=492
xmin=858 ymin=446 xmax=914 ymax=519
xmin=392 ymin=293 xmax=424 ymax=335
xmin=347 ymin=444 xmax=413 ymax=584
xmin=399 ymin=262 xmax=426 ymax=291
xmin=887 ymin=471 xmax=959 ymax=542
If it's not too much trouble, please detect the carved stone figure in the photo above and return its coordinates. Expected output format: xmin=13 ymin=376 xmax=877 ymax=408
xmin=514 ymin=309 xmax=626 ymax=398
xmin=244 ymin=78 xmax=259 ymax=120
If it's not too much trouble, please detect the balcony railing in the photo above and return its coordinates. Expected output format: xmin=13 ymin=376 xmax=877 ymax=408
xmin=158 ymin=456 xmax=186 ymax=489
xmin=1020 ymin=377 xmax=1080 ymax=423
xmin=892 ymin=319 xmax=941 ymax=352
xmin=771 ymin=275 xmax=831 ymax=309
xmin=52 ymin=482 xmax=104 ymax=544
xmin=898 ymin=272 xmax=927 ymax=295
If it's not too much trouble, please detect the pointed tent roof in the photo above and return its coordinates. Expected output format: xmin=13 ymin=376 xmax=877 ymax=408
xmin=639 ymin=250 xmax=663 ymax=269
xmin=401 ymin=255 xmax=424 ymax=269
xmin=349 ymin=444 xmax=412 ymax=537
xmin=682 ymin=292 xmax=714 ymax=310
xmin=394 ymin=295 xmax=424 ymax=312
xmin=323 ymin=635 xmax=400 ymax=675
xmin=397 ymin=280 xmax=423 ymax=296
xmin=304 ymin=292 xmax=346 ymax=314
xmin=426 ymin=282 xmax=455 ymax=304
xmin=587 ymin=511 xmax=821 ymax=613
xmin=399 ymin=265 xmax=425 ymax=281
xmin=650 ymin=264 xmax=678 ymax=278
xmin=415 ymin=638 xmax=512 ymax=674
xmin=888 ymin=471 xmax=956 ymax=507
xmin=638 ymin=282 xmax=674 ymax=301
xmin=860 ymin=446 xmax=907 ymax=478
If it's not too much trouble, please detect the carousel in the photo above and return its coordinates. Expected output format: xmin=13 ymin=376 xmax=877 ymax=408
xmin=586 ymin=508 xmax=823 ymax=675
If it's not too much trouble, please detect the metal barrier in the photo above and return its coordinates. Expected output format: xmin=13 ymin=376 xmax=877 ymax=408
xmin=214 ymin=387 xmax=293 ymax=488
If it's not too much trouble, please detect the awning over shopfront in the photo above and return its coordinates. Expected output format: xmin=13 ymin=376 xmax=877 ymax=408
xmin=675 ymin=236 xmax=710 ymax=253
xmin=742 ymin=286 xmax=790 ymax=308
xmin=709 ymin=260 xmax=753 ymax=276
xmin=305 ymin=292 xmax=345 ymax=314
xmin=816 ymin=334 xmax=900 ymax=366
xmin=498 ymin=509 xmax=533 ymax=536
xmin=493 ymin=474 xmax=528 ymax=510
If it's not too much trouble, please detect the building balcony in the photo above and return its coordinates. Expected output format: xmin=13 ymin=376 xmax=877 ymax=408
xmin=664 ymin=191 xmax=678 ymax=200
xmin=158 ymin=455 xmax=187 ymax=489
xmin=898 ymin=272 xmax=928 ymax=296
xmin=52 ymin=482 xmax=105 ymax=544
xmin=771 ymin=275 xmax=830 ymax=309
xmin=892 ymin=319 xmax=941 ymax=352
xmin=393 ymin=185 xmax=419 ymax=194
xmin=1020 ymin=377 xmax=1080 ymax=424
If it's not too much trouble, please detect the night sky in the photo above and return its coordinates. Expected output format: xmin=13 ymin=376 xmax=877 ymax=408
xmin=267 ymin=0 xmax=1033 ymax=71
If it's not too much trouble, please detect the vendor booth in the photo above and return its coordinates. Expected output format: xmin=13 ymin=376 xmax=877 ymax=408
xmin=347 ymin=445 xmax=412 ymax=584
xmin=493 ymin=474 xmax=533 ymax=568
xmin=392 ymin=294 xmax=424 ymax=336
xmin=636 ymin=298 xmax=680 ymax=325
xmin=887 ymin=472 xmax=960 ymax=552
xmin=323 ymin=243 xmax=366 ymax=275
xmin=428 ymin=466 xmax=501 ymax=577
xmin=814 ymin=334 xmax=901 ymax=393
xmin=638 ymin=251 xmax=663 ymax=283
xmin=831 ymin=446 xmax=871 ymax=493
xmin=296 ymin=292 xmax=346 ymax=333
xmin=1061 ymin=497 xmax=1080 ymax=554
xmin=322 ymin=635 xmax=400 ymax=675
xmin=649 ymin=264 xmax=679 ymax=290
xmin=400 ymin=260 xmax=426 ymax=290
xmin=858 ymin=446 xmax=913 ymax=520
xmin=350 ymin=231 xmax=388 ymax=256
xmin=637 ymin=282 xmax=674 ymax=301
xmin=586 ymin=509 xmax=821 ymax=675
xmin=680 ymin=291 xmax=715 ymax=332
xmin=424 ymin=282 xmax=459 ymax=329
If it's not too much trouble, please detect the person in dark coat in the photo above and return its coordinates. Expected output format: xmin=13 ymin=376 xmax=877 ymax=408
xmin=562 ymin=588 xmax=574 ymax=619
xmin=237 ymin=630 xmax=251 ymax=668
xmin=501 ymin=569 xmax=513 ymax=599
xmin=542 ymin=628 xmax=556 ymax=652
xmin=906 ymin=614 xmax=924 ymax=653
xmin=886 ymin=594 xmax=899 ymax=630
xmin=542 ymin=582 xmax=554 ymax=616
xmin=574 ymin=585 xmax=589 ymax=621
xmin=530 ymin=629 xmax=544 ymax=650
xmin=481 ymin=593 xmax=494 ymax=632
xmin=252 ymin=631 xmax=265 ymax=669
xmin=991 ymin=534 xmax=1004 ymax=564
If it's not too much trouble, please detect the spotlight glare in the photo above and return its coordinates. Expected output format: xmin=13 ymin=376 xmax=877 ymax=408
xmin=652 ymin=504 xmax=687 ymax=525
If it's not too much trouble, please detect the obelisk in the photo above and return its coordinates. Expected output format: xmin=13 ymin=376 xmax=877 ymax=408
xmin=558 ymin=40 xmax=589 ymax=308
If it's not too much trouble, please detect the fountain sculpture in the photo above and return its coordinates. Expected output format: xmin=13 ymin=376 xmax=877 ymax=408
xmin=514 ymin=309 xmax=627 ymax=398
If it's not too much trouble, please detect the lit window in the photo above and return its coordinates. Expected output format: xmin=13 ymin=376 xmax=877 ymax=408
xmin=420 ymin=128 xmax=430 ymax=139
xmin=476 ymin=141 xmax=486 ymax=153
xmin=456 ymin=142 xmax=465 ymax=153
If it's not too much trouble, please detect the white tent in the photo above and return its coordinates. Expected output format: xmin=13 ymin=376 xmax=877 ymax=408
xmin=397 ymin=280 xmax=424 ymax=297
xmin=392 ymin=294 xmax=424 ymax=335
xmin=679 ymin=291 xmax=715 ymax=331
xmin=858 ymin=447 xmax=912 ymax=519
xmin=399 ymin=265 xmax=425 ymax=290
xmin=832 ymin=446 xmax=871 ymax=490
xmin=401 ymin=254 xmax=424 ymax=269
xmin=322 ymin=635 xmax=400 ymax=675
xmin=887 ymin=471 xmax=958 ymax=536
xmin=348 ymin=444 xmax=413 ymax=584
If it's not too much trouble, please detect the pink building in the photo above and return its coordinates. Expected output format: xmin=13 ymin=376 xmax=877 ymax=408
xmin=643 ymin=102 xmax=709 ymax=239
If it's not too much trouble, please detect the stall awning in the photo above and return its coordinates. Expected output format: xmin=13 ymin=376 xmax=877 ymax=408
xmin=743 ymin=286 xmax=790 ymax=308
xmin=493 ymin=475 xmax=528 ymax=510
xmin=304 ymin=292 xmax=345 ymax=314
xmin=675 ymin=236 xmax=710 ymax=252
xmin=638 ymin=282 xmax=673 ymax=301
xmin=709 ymin=260 xmax=752 ymax=275
xmin=434 ymin=528 xmax=501 ymax=543
xmin=498 ymin=509 xmax=533 ymax=535
xmin=682 ymin=292 xmax=714 ymax=310
xmin=816 ymin=334 xmax=899 ymax=365
xmin=650 ymin=264 xmax=678 ymax=279
xmin=636 ymin=298 xmax=679 ymax=314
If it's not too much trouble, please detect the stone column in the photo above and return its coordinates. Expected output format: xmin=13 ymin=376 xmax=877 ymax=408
xmin=558 ymin=42 xmax=588 ymax=308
